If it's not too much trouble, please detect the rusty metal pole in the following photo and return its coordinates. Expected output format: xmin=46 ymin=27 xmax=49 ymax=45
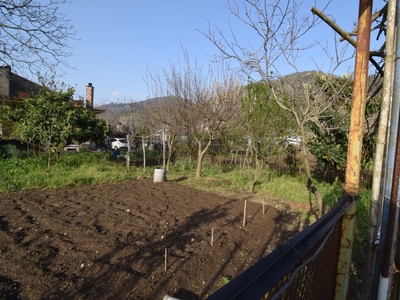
xmin=377 ymin=1 xmax=400 ymax=297
xmin=364 ymin=1 xmax=397 ymax=299
xmin=335 ymin=0 xmax=372 ymax=299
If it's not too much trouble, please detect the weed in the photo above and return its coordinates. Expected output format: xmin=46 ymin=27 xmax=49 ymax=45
xmin=219 ymin=276 xmax=231 ymax=287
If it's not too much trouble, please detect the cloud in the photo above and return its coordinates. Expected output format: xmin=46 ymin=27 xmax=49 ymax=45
xmin=111 ymin=91 xmax=123 ymax=97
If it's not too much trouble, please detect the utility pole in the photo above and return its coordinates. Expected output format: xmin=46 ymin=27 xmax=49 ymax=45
xmin=335 ymin=0 xmax=372 ymax=299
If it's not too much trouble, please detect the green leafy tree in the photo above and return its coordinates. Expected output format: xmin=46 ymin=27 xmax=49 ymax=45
xmin=7 ymin=88 xmax=75 ymax=154
xmin=7 ymin=88 xmax=76 ymax=171
xmin=307 ymin=74 xmax=381 ymax=185
xmin=6 ymin=87 xmax=109 ymax=171
xmin=241 ymin=81 xmax=293 ymax=192
xmin=73 ymin=108 xmax=110 ymax=146
xmin=307 ymin=74 xmax=353 ymax=184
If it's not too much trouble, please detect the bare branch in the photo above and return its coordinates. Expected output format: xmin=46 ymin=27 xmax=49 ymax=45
xmin=0 ymin=0 xmax=76 ymax=77
xmin=311 ymin=6 xmax=384 ymax=76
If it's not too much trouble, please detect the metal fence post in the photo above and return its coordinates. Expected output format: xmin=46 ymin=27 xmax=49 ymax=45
xmin=335 ymin=0 xmax=372 ymax=299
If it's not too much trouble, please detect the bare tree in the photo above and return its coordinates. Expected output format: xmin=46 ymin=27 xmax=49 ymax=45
xmin=139 ymin=96 xmax=184 ymax=171
xmin=146 ymin=55 xmax=243 ymax=177
xmin=101 ymin=104 xmax=127 ymax=134
xmin=0 ymin=0 xmax=75 ymax=76
xmin=145 ymin=62 xmax=194 ymax=171
xmin=273 ymin=72 xmax=355 ymax=217
xmin=201 ymin=0 xmax=343 ymax=217
xmin=201 ymin=0 xmax=327 ymax=79
xmin=190 ymin=71 xmax=243 ymax=178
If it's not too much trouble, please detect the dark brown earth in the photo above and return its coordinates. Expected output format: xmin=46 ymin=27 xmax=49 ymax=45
xmin=0 ymin=179 xmax=304 ymax=300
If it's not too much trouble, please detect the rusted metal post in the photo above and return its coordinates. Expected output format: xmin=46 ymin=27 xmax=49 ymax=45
xmin=363 ymin=1 xmax=396 ymax=298
xmin=378 ymin=114 xmax=400 ymax=299
xmin=335 ymin=1 xmax=372 ymax=299
xmin=377 ymin=1 xmax=400 ymax=298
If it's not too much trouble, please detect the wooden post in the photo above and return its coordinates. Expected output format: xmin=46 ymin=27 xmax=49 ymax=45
xmin=162 ymin=129 xmax=166 ymax=169
xmin=243 ymin=200 xmax=247 ymax=227
xmin=263 ymin=198 xmax=265 ymax=215
xmin=164 ymin=247 xmax=167 ymax=271
xmin=126 ymin=134 xmax=130 ymax=171
xmin=142 ymin=135 xmax=146 ymax=172
xmin=211 ymin=228 xmax=214 ymax=246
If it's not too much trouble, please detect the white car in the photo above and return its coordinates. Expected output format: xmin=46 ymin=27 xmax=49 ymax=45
xmin=64 ymin=144 xmax=80 ymax=152
xmin=111 ymin=138 xmax=128 ymax=150
xmin=284 ymin=137 xmax=301 ymax=147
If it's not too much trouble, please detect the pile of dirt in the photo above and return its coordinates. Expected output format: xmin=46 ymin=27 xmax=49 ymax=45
xmin=0 ymin=179 xmax=303 ymax=300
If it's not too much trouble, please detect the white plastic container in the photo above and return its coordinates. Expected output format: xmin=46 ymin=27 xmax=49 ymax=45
xmin=153 ymin=167 xmax=166 ymax=182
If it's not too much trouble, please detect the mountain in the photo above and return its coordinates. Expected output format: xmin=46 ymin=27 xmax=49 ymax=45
xmin=97 ymin=96 xmax=169 ymax=113
xmin=96 ymin=71 xmax=322 ymax=113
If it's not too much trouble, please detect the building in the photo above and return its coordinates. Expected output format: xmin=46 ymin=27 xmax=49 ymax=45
xmin=0 ymin=66 xmax=42 ymax=137
xmin=0 ymin=65 xmax=102 ymax=138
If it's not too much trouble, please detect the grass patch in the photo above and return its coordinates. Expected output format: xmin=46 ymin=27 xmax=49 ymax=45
xmin=0 ymin=151 xmax=363 ymax=213
xmin=0 ymin=151 xmax=147 ymax=192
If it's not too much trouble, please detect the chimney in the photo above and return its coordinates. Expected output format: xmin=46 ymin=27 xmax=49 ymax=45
xmin=0 ymin=66 xmax=11 ymax=98
xmin=86 ymin=82 xmax=94 ymax=108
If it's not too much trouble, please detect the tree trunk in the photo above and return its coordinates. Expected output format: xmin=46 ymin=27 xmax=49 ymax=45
xmin=195 ymin=137 xmax=212 ymax=178
xmin=300 ymin=126 xmax=323 ymax=218
xmin=249 ymin=169 xmax=263 ymax=193
xmin=166 ymin=133 xmax=175 ymax=172
xmin=247 ymin=142 xmax=263 ymax=193
xmin=56 ymin=150 xmax=61 ymax=162
xmin=46 ymin=150 xmax=51 ymax=180
xmin=195 ymin=142 xmax=204 ymax=178
xmin=33 ymin=143 xmax=39 ymax=158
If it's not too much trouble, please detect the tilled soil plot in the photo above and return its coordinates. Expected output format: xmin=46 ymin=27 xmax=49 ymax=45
xmin=0 ymin=179 xmax=303 ymax=300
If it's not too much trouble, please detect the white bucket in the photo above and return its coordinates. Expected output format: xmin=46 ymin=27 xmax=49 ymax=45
xmin=154 ymin=167 xmax=166 ymax=182
xmin=163 ymin=295 xmax=179 ymax=300
xmin=163 ymin=295 xmax=180 ymax=300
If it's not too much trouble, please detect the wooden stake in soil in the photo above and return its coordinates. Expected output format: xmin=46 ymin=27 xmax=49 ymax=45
xmin=211 ymin=228 xmax=214 ymax=246
xmin=263 ymin=198 xmax=265 ymax=215
xmin=243 ymin=199 xmax=247 ymax=227
xmin=164 ymin=247 xmax=167 ymax=271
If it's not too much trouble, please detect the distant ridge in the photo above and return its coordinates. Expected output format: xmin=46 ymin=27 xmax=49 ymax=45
xmin=97 ymin=72 xmax=323 ymax=112
xmin=97 ymin=96 xmax=170 ymax=112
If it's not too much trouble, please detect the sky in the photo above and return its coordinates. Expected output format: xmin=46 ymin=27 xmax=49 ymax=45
xmin=56 ymin=0 xmax=383 ymax=106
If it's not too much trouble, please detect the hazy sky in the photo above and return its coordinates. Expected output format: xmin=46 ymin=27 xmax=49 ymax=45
xmin=58 ymin=1 xmax=382 ymax=105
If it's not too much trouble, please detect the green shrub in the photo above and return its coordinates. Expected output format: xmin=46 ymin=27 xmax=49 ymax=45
xmin=59 ymin=153 xmax=86 ymax=168
xmin=0 ymin=144 xmax=24 ymax=159
xmin=172 ymin=159 xmax=195 ymax=171
xmin=201 ymin=160 xmax=222 ymax=176
xmin=355 ymin=190 xmax=371 ymax=245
